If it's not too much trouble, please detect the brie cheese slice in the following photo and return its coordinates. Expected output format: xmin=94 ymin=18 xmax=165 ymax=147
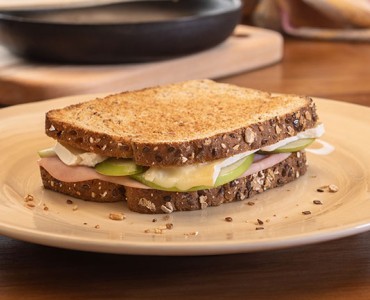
xmin=54 ymin=142 xmax=106 ymax=167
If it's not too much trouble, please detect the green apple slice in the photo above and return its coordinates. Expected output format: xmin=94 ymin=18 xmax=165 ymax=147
xmin=131 ymin=154 xmax=254 ymax=192
xmin=38 ymin=147 xmax=56 ymax=158
xmin=260 ymin=138 xmax=315 ymax=154
xmin=214 ymin=153 xmax=254 ymax=187
xmin=95 ymin=158 xmax=146 ymax=176
xmin=272 ymin=138 xmax=315 ymax=153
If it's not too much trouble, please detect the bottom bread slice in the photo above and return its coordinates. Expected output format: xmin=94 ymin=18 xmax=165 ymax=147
xmin=40 ymin=151 xmax=307 ymax=214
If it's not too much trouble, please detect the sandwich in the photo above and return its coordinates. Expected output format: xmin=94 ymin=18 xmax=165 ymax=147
xmin=38 ymin=79 xmax=324 ymax=214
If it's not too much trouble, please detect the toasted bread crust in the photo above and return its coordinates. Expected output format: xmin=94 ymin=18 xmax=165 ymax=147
xmin=39 ymin=152 xmax=307 ymax=213
xmin=45 ymin=80 xmax=318 ymax=166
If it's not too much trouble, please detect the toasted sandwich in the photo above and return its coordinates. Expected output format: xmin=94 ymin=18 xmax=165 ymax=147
xmin=38 ymin=79 xmax=324 ymax=214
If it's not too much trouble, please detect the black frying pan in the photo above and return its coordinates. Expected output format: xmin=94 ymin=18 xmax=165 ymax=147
xmin=0 ymin=0 xmax=242 ymax=64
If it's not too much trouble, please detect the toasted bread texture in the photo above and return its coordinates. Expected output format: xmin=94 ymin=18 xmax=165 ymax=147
xmin=45 ymin=80 xmax=318 ymax=166
xmin=40 ymin=151 xmax=307 ymax=214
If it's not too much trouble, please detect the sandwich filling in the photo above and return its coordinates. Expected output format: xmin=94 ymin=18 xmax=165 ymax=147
xmin=38 ymin=124 xmax=324 ymax=192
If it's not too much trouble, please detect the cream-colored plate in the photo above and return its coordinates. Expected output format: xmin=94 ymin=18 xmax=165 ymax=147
xmin=0 ymin=95 xmax=369 ymax=255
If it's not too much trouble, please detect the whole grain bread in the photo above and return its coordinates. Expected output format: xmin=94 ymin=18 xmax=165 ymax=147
xmin=45 ymin=80 xmax=318 ymax=166
xmin=40 ymin=167 xmax=125 ymax=203
xmin=40 ymin=151 xmax=307 ymax=214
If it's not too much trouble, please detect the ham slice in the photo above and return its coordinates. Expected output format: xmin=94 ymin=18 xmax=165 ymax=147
xmin=240 ymin=152 xmax=291 ymax=178
xmin=38 ymin=157 xmax=149 ymax=189
xmin=39 ymin=152 xmax=292 ymax=190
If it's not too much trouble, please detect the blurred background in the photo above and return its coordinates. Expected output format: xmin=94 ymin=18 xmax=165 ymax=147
xmin=0 ymin=2 xmax=370 ymax=299
xmin=0 ymin=0 xmax=369 ymax=106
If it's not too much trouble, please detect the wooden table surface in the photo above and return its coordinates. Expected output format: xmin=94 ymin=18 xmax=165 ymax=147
xmin=1 ymin=37 xmax=370 ymax=299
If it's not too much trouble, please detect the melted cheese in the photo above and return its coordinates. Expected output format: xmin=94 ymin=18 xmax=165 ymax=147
xmin=143 ymin=161 xmax=218 ymax=190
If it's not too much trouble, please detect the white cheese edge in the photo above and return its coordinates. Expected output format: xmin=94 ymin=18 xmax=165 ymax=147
xmin=54 ymin=142 xmax=106 ymax=167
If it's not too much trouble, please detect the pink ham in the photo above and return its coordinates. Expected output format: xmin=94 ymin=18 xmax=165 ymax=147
xmin=38 ymin=157 xmax=149 ymax=189
xmin=239 ymin=152 xmax=291 ymax=178
xmin=39 ymin=152 xmax=292 ymax=190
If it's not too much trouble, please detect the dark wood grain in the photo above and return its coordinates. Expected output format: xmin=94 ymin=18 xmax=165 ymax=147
xmin=1 ymin=37 xmax=370 ymax=299
xmin=1 ymin=232 xmax=370 ymax=299
xmin=223 ymin=38 xmax=370 ymax=107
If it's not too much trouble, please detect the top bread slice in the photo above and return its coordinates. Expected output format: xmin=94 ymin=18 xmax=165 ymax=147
xmin=45 ymin=79 xmax=318 ymax=166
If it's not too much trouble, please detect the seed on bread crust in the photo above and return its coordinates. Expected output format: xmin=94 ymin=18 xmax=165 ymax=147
xmin=199 ymin=195 xmax=208 ymax=209
xmin=203 ymin=139 xmax=212 ymax=146
xmin=244 ymin=128 xmax=255 ymax=144
xmin=305 ymin=111 xmax=312 ymax=120
xmin=138 ymin=198 xmax=156 ymax=212
xmin=287 ymin=126 xmax=295 ymax=136
xmin=275 ymin=125 xmax=282 ymax=134
xmin=161 ymin=202 xmax=174 ymax=214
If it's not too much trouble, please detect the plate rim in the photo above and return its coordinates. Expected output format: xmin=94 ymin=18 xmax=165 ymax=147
xmin=1 ymin=214 xmax=370 ymax=255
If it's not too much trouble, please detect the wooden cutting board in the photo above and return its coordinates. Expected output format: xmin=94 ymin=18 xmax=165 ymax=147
xmin=0 ymin=25 xmax=283 ymax=105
